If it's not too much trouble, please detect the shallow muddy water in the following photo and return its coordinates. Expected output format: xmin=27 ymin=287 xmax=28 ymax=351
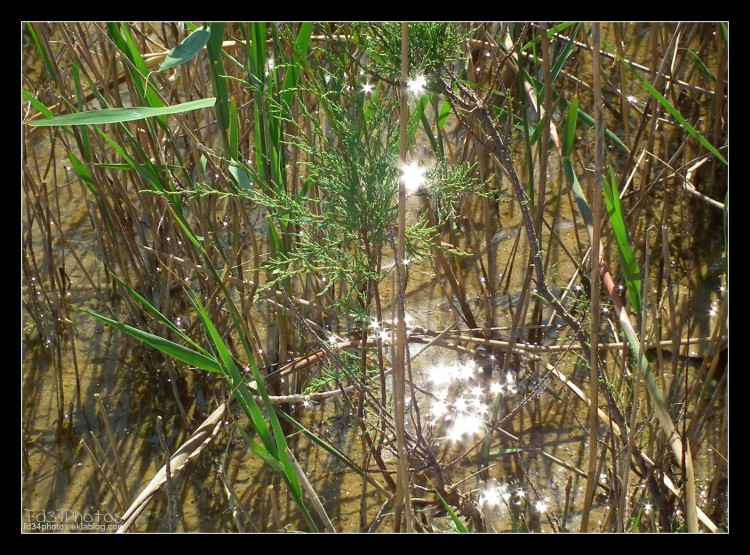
xmin=22 ymin=22 xmax=727 ymax=533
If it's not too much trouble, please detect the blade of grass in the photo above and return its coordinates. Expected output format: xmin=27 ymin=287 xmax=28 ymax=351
xmin=229 ymin=96 xmax=239 ymax=160
xmin=558 ymin=96 xmax=630 ymax=154
xmin=66 ymin=152 xmax=98 ymax=197
xmin=158 ymin=26 xmax=211 ymax=72
xmin=279 ymin=22 xmax=313 ymax=113
xmin=417 ymin=94 xmax=441 ymax=155
xmin=206 ymin=22 xmax=230 ymax=152
xmin=561 ymin=96 xmax=597 ymax=249
xmin=363 ymin=80 xmax=384 ymax=124
xmin=275 ymin=408 xmax=389 ymax=496
xmin=70 ymin=61 xmax=93 ymax=159
xmin=687 ymin=49 xmax=716 ymax=82
xmin=612 ymin=46 xmax=727 ymax=165
xmin=435 ymin=488 xmax=468 ymax=533
xmin=562 ymin=96 xmax=579 ymax=158
xmin=550 ymin=24 xmax=580 ymax=83
xmin=106 ymin=22 xmax=165 ymax=112
xmin=520 ymin=22 xmax=577 ymax=52
xmin=22 ymin=89 xmax=55 ymax=119
xmin=28 ymin=97 xmax=216 ymax=127
xmin=244 ymin=21 xmax=271 ymax=196
xmin=239 ymin=428 xmax=284 ymax=472
xmin=25 ymin=23 xmax=59 ymax=85
xmin=408 ymin=93 xmax=430 ymax=145
xmin=186 ymin=289 xmax=318 ymax=531
xmin=107 ymin=271 xmax=212 ymax=355
xmin=630 ymin=498 xmax=646 ymax=532
xmin=437 ymin=97 xmax=451 ymax=130
xmin=186 ymin=290 xmax=275 ymax=450
xmin=80 ymin=308 xmax=223 ymax=374
xmin=228 ymin=159 xmax=254 ymax=192
xmin=602 ymin=167 xmax=642 ymax=316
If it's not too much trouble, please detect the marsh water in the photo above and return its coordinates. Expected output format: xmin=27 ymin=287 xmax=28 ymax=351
xmin=22 ymin=22 xmax=727 ymax=533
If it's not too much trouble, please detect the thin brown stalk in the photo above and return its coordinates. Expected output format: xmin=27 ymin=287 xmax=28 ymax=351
xmin=580 ymin=22 xmax=604 ymax=532
xmin=79 ymin=436 xmax=128 ymax=515
xmin=661 ymin=229 xmax=681 ymax=409
xmin=30 ymin=174 xmax=67 ymax=427
xmin=686 ymin=295 xmax=727 ymax=441
xmin=525 ymin=23 xmax=556 ymax=349
xmin=269 ymin=484 xmax=283 ymax=531
xmin=614 ymin=24 xmax=632 ymax=147
xmin=660 ymin=226 xmax=698 ymax=533
xmin=392 ymin=22 xmax=413 ymax=533
xmin=534 ymin=23 xmax=552 ymax=239
xmin=217 ymin=467 xmax=253 ymax=532
xmin=427 ymin=208 xmax=479 ymax=330
xmin=22 ymin=166 xmax=100 ymax=296
xmin=285 ymin=447 xmax=336 ymax=533
xmin=94 ymin=393 xmax=131 ymax=507
xmin=482 ymin=263 xmax=533 ymax=470
xmin=478 ymin=144 xmax=496 ymax=338
xmin=618 ymin=226 xmax=653 ymax=531
xmin=683 ymin=439 xmax=699 ymax=532
xmin=155 ymin=415 xmax=174 ymax=532
xmin=562 ymin=475 xmax=573 ymax=531
xmin=707 ymin=401 xmax=728 ymax=520
xmin=710 ymin=23 xmax=727 ymax=191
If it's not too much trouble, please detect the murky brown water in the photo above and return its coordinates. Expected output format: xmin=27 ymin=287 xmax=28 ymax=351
xmin=22 ymin=22 xmax=727 ymax=533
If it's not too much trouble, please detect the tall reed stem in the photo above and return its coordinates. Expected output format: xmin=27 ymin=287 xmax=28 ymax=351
xmin=393 ymin=21 xmax=413 ymax=533
xmin=580 ymin=22 xmax=604 ymax=532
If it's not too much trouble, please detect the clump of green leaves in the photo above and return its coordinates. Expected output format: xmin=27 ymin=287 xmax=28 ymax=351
xmin=249 ymin=80 xmax=400 ymax=305
xmin=425 ymin=160 xmax=492 ymax=230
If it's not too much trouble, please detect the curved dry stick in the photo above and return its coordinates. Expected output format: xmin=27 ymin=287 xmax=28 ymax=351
xmin=284 ymin=447 xmax=336 ymax=533
xmin=116 ymin=403 xmax=227 ymax=533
